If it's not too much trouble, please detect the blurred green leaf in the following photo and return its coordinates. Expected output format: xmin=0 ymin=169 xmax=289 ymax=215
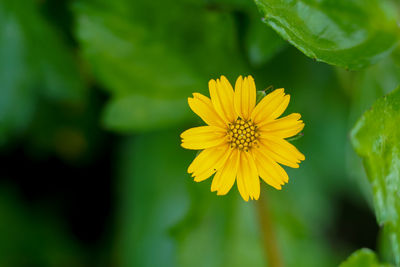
xmin=198 ymin=0 xmax=287 ymax=67
xmin=114 ymin=131 xmax=190 ymax=267
xmin=173 ymin=185 xmax=266 ymax=267
xmin=0 ymin=0 xmax=85 ymax=144
xmin=245 ymin=16 xmax=286 ymax=67
xmin=103 ymin=95 xmax=190 ymax=133
xmin=351 ymin=86 xmax=400 ymax=265
xmin=253 ymin=0 xmax=399 ymax=69
xmin=74 ymin=0 xmax=246 ymax=133
xmin=391 ymin=45 xmax=400 ymax=67
xmin=339 ymin=248 xmax=391 ymax=267
xmin=346 ymin=58 xmax=400 ymax=125
xmin=26 ymin=91 xmax=107 ymax=163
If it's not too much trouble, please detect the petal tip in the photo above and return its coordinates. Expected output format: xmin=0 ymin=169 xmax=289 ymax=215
xmin=235 ymin=75 xmax=243 ymax=86
xmin=208 ymin=79 xmax=217 ymax=87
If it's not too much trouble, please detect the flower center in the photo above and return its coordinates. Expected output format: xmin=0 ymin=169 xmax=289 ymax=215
xmin=227 ymin=118 xmax=259 ymax=152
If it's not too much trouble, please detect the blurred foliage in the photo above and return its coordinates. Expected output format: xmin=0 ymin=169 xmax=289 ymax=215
xmin=0 ymin=185 xmax=83 ymax=266
xmin=0 ymin=0 xmax=399 ymax=266
xmin=0 ymin=0 xmax=85 ymax=145
xmin=73 ymin=0 xmax=243 ymax=132
xmin=72 ymin=0 xmax=290 ymax=132
xmin=114 ymin=132 xmax=190 ymax=267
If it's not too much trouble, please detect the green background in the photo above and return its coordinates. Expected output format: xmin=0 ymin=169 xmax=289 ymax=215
xmin=1 ymin=0 xmax=400 ymax=266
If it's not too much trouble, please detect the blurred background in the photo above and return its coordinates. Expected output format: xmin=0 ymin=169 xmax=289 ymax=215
xmin=1 ymin=0 xmax=400 ymax=266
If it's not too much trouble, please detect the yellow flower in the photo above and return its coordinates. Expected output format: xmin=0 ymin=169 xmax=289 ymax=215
xmin=180 ymin=75 xmax=305 ymax=201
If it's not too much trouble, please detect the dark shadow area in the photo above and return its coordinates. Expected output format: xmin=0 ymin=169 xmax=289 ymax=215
xmin=328 ymin=195 xmax=379 ymax=252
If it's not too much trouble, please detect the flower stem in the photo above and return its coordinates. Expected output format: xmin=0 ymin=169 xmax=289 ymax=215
xmin=256 ymin=194 xmax=283 ymax=267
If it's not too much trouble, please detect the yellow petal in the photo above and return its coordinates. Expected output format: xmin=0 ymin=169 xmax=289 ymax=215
xmin=234 ymin=75 xmax=256 ymax=120
xmin=236 ymin=152 xmax=249 ymax=201
xmin=252 ymin=146 xmax=288 ymax=188
xmin=258 ymin=113 xmax=304 ymax=139
xmin=209 ymin=76 xmax=236 ymax=124
xmin=188 ymin=93 xmax=225 ymax=127
xmin=260 ymin=135 xmax=305 ymax=163
xmin=243 ymin=151 xmax=260 ymax=200
xmin=266 ymin=95 xmax=290 ymax=123
xmin=251 ymin=89 xmax=289 ymax=126
xmin=236 ymin=151 xmax=260 ymax=201
xmin=188 ymin=145 xmax=231 ymax=182
xmin=211 ymin=148 xmax=240 ymax=194
xmin=181 ymin=126 xmax=226 ymax=150
xmin=258 ymin=141 xmax=299 ymax=168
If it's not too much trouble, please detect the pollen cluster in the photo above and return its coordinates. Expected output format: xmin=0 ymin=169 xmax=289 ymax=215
xmin=227 ymin=118 xmax=259 ymax=152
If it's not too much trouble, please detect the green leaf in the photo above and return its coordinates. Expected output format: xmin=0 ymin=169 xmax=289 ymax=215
xmin=340 ymin=57 xmax=400 ymax=219
xmin=339 ymin=248 xmax=391 ymax=267
xmin=102 ymin=95 xmax=190 ymax=132
xmin=254 ymin=0 xmax=399 ymax=69
xmin=351 ymin=86 xmax=400 ymax=265
xmin=73 ymin=0 xmax=246 ymax=133
xmin=0 ymin=0 xmax=85 ymax=144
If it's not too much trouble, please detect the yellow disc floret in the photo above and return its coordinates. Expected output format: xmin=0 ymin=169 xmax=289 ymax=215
xmin=227 ymin=118 xmax=259 ymax=151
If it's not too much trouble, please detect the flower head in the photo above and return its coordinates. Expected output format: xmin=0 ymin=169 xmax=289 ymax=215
xmin=180 ymin=75 xmax=305 ymax=201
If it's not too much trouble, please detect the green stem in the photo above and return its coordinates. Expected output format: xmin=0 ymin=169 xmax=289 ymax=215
xmin=256 ymin=194 xmax=283 ymax=267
